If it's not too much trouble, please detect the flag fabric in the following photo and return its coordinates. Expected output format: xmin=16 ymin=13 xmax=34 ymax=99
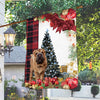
xmin=25 ymin=18 xmax=39 ymax=82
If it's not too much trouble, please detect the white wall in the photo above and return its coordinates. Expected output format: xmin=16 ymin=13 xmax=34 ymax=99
xmin=4 ymin=64 xmax=27 ymax=97
xmin=0 ymin=0 xmax=5 ymax=99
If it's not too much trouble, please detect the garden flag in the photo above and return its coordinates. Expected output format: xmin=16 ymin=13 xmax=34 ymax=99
xmin=25 ymin=18 xmax=39 ymax=82
xmin=25 ymin=9 xmax=78 ymax=90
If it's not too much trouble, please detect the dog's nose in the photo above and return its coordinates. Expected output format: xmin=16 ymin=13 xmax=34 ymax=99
xmin=38 ymin=53 xmax=42 ymax=57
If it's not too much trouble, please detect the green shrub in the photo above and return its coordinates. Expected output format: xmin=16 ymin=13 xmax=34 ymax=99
xmin=78 ymin=68 xmax=97 ymax=84
xmin=91 ymin=85 xmax=99 ymax=98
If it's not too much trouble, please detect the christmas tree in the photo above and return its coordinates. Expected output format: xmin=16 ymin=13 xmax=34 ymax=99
xmin=41 ymin=30 xmax=61 ymax=78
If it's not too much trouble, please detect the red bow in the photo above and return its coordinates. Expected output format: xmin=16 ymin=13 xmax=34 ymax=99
xmin=42 ymin=13 xmax=76 ymax=33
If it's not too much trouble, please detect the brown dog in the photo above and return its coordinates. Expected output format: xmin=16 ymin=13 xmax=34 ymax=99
xmin=29 ymin=49 xmax=47 ymax=82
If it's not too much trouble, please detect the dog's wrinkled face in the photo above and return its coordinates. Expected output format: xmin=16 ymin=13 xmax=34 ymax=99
xmin=33 ymin=49 xmax=46 ymax=64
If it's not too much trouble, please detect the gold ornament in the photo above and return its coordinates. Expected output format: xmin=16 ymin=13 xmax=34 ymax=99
xmin=73 ymin=34 xmax=76 ymax=38
xmin=32 ymin=85 xmax=36 ymax=89
xmin=25 ymin=82 xmax=29 ymax=87
xmin=34 ymin=17 xmax=38 ymax=21
xmin=69 ymin=62 xmax=74 ymax=66
xmin=62 ymin=9 xmax=68 ymax=15
xmin=63 ymin=85 xmax=70 ymax=89
xmin=29 ymin=86 xmax=32 ymax=89
xmin=58 ymin=78 xmax=64 ymax=82
xmin=73 ymin=70 xmax=78 ymax=75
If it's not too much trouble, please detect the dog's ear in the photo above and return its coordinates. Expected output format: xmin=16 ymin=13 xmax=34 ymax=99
xmin=43 ymin=49 xmax=46 ymax=54
xmin=33 ymin=50 xmax=36 ymax=54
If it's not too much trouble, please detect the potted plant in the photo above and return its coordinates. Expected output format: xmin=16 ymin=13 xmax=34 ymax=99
xmin=91 ymin=85 xmax=99 ymax=98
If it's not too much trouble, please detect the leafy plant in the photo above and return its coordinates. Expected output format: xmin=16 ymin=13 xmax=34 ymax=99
xmin=4 ymin=79 xmax=18 ymax=100
xmin=78 ymin=68 xmax=97 ymax=84
xmin=91 ymin=85 xmax=99 ymax=98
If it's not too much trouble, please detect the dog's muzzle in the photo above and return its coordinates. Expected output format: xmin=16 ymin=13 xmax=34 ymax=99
xmin=36 ymin=53 xmax=44 ymax=64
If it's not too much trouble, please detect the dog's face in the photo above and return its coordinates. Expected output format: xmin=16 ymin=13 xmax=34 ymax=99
xmin=33 ymin=49 xmax=46 ymax=64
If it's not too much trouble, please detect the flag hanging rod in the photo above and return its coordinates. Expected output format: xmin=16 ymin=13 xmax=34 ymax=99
xmin=0 ymin=19 xmax=26 ymax=28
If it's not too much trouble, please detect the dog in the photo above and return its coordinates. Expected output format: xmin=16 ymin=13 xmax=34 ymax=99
xmin=29 ymin=49 xmax=47 ymax=82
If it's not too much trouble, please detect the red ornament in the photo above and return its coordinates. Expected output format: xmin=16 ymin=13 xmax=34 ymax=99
xmin=45 ymin=77 xmax=49 ymax=82
xmin=55 ymin=81 xmax=59 ymax=85
xmin=61 ymin=81 xmax=67 ymax=87
xmin=68 ymin=78 xmax=78 ymax=89
xmin=65 ymin=77 xmax=71 ymax=84
xmin=44 ymin=81 xmax=49 ymax=87
xmin=52 ymin=78 xmax=56 ymax=84
xmin=29 ymin=81 xmax=36 ymax=85
xmin=36 ymin=79 xmax=42 ymax=86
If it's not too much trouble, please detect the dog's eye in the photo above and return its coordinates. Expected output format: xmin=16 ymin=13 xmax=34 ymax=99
xmin=41 ymin=52 xmax=44 ymax=54
xmin=35 ymin=53 xmax=38 ymax=55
